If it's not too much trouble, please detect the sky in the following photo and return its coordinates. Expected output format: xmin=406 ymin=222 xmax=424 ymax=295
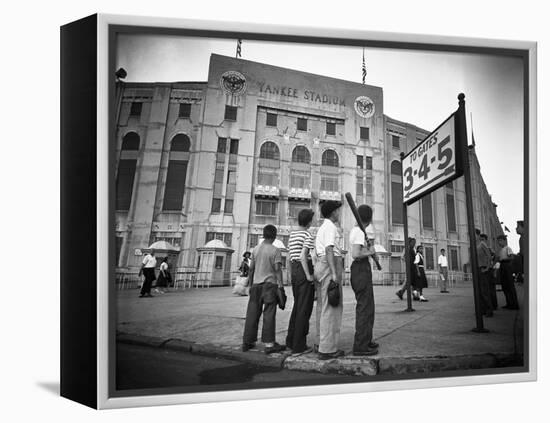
xmin=117 ymin=34 xmax=525 ymax=249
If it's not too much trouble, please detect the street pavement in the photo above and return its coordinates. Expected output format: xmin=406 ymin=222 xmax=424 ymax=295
xmin=116 ymin=281 xmax=525 ymax=377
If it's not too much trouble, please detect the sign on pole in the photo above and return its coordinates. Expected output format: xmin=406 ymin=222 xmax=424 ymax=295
xmin=401 ymin=112 xmax=464 ymax=205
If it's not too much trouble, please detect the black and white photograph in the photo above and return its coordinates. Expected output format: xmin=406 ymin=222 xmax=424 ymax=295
xmin=110 ymin=24 xmax=530 ymax=396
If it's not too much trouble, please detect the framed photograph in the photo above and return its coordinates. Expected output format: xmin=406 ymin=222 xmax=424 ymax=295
xmin=60 ymin=13 xmax=537 ymax=409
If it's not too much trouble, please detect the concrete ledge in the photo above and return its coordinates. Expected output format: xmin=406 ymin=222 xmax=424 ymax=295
xmin=378 ymin=354 xmax=497 ymax=375
xmin=117 ymin=332 xmax=521 ymax=376
xmin=116 ymin=333 xmax=167 ymax=348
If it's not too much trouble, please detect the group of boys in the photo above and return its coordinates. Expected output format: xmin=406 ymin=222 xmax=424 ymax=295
xmin=241 ymin=200 xmax=379 ymax=359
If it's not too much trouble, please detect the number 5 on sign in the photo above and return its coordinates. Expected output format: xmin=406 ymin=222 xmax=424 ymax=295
xmin=401 ymin=112 xmax=463 ymax=205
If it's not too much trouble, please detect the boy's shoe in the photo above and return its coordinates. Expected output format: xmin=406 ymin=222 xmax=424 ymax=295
xmin=241 ymin=342 xmax=255 ymax=352
xmin=318 ymin=350 xmax=345 ymax=360
xmin=368 ymin=341 xmax=379 ymax=349
xmin=264 ymin=343 xmax=286 ymax=354
xmin=395 ymin=290 xmax=403 ymax=300
xmin=419 ymin=296 xmax=428 ymax=302
xmin=291 ymin=346 xmax=313 ymax=356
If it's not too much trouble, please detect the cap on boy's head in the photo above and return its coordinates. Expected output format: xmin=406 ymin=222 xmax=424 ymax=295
xmin=243 ymin=251 xmax=251 ymax=258
xmin=480 ymin=233 xmax=488 ymax=240
xmin=497 ymin=234 xmax=507 ymax=241
xmin=441 ymin=248 xmax=445 ymax=252
xmin=298 ymin=208 xmax=315 ymax=227
xmin=358 ymin=204 xmax=373 ymax=224
xmin=320 ymin=200 xmax=342 ymax=219
xmin=263 ymin=224 xmax=277 ymax=240
xmin=475 ymin=228 xmax=481 ymax=236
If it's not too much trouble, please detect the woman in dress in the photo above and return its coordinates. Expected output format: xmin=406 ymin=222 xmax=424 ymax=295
xmin=233 ymin=252 xmax=251 ymax=296
xmin=413 ymin=246 xmax=429 ymax=302
xmin=155 ymin=257 xmax=171 ymax=294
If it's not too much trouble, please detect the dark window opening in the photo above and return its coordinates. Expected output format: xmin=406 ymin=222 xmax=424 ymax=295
xmin=326 ymin=122 xmax=336 ymax=135
xmin=217 ymin=138 xmax=227 ymax=153
xmin=178 ymin=103 xmax=192 ymax=118
xmin=392 ymin=135 xmax=400 ymax=148
xmin=321 ymin=149 xmax=339 ymax=167
xmin=297 ymin=118 xmax=308 ymax=131
xmin=266 ymin=113 xmax=277 ymax=127
xmin=224 ymin=105 xmax=238 ymax=121
xmin=163 ymin=160 xmax=188 ymax=211
xmin=360 ymin=127 xmax=370 ymax=140
xmin=130 ymin=102 xmax=142 ymax=117
xmin=229 ymin=139 xmax=239 ymax=155
xmin=211 ymin=198 xmax=221 ymax=213
xmin=357 ymin=155 xmax=363 ymax=169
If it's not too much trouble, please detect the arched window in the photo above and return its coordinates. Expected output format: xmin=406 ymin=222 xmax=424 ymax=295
xmin=259 ymin=141 xmax=280 ymax=160
xmin=322 ymin=149 xmax=339 ymax=167
xmin=163 ymin=134 xmax=190 ymax=211
xmin=292 ymin=145 xmax=311 ymax=164
xmin=116 ymin=132 xmax=140 ymax=211
xmin=391 ymin=160 xmax=403 ymax=224
xmin=170 ymin=134 xmax=190 ymax=152
xmin=121 ymin=132 xmax=140 ymax=150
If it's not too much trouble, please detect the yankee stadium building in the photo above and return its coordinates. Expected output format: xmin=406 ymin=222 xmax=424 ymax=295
xmin=114 ymin=54 xmax=503 ymax=285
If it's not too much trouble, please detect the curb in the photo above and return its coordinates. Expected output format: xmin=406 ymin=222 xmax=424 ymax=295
xmin=116 ymin=332 xmax=522 ymax=376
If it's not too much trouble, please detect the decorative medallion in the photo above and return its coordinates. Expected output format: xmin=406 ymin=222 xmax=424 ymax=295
xmin=354 ymin=96 xmax=375 ymax=118
xmin=220 ymin=70 xmax=247 ymax=95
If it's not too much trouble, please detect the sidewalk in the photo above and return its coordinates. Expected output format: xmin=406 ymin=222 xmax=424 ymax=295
xmin=116 ymin=283 xmax=525 ymax=376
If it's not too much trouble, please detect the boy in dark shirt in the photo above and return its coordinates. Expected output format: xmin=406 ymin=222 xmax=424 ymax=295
xmin=242 ymin=224 xmax=286 ymax=354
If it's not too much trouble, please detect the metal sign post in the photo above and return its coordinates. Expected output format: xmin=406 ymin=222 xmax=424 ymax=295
xmin=456 ymin=93 xmax=487 ymax=333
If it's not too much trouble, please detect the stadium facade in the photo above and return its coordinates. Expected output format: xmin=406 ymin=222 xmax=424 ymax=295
xmin=114 ymin=54 xmax=503 ymax=284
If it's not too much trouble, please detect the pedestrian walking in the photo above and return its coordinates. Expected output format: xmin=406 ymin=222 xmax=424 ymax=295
xmin=514 ymin=220 xmax=525 ymax=283
xmin=242 ymin=225 xmax=286 ymax=354
xmin=496 ymin=235 xmax=519 ymax=310
xmin=438 ymin=248 xmax=450 ymax=293
xmin=285 ymin=209 xmax=316 ymax=355
xmin=313 ymin=200 xmax=345 ymax=360
xmin=154 ymin=257 xmax=171 ymax=294
xmin=139 ymin=249 xmax=157 ymax=298
xmin=349 ymin=204 xmax=378 ymax=356
xmin=476 ymin=230 xmax=494 ymax=317
xmin=413 ymin=245 xmax=429 ymax=302
xmin=395 ymin=237 xmax=416 ymax=300
xmin=233 ymin=252 xmax=251 ymax=296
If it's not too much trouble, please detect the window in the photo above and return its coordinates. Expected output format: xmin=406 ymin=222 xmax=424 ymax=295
xmin=121 ymin=132 xmax=140 ymax=150
xmin=421 ymin=195 xmax=433 ymax=229
xmin=360 ymin=127 xmax=370 ymax=140
xmin=211 ymin=198 xmax=221 ymax=213
xmin=365 ymin=156 xmax=373 ymax=171
xmin=291 ymin=146 xmax=311 ymax=164
xmin=224 ymin=199 xmax=233 ymax=214
xmin=424 ymin=245 xmax=435 ymax=270
xmin=248 ymin=233 xmax=260 ymax=249
xmin=170 ymin=134 xmax=190 ymax=151
xmin=449 ymin=247 xmax=459 ymax=271
xmin=206 ymin=232 xmax=232 ymax=246
xmin=259 ymin=141 xmax=280 ymax=160
xmin=288 ymin=200 xmax=310 ymax=218
xmin=257 ymin=169 xmax=279 ymax=186
xmin=390 ymin=242 xmax=405 ymax=254
xmin=153 ymin=233 xmax=184 ymax=249
xmin=163 ymin=160 xmax=188 ymax=210
xmin=217 ymin=138 xmax=227 ymax=153
xmin=326 ymin=122 xmax=336 ymax=136
xmin=391 ymin=161 xmax=403 ymax=225
xmin=297 ymin=117 xmax=308 ymax=131
xmin=224 ymin=105 xmax=237 ymax=121
xmin=446 ymin=193 xmax=457 ymax=232
xmin=130 ymin=102 xmax=142 ymax=117
xmin=290 ymin=169 xmax=310 ymax=189
xmin=392 ymin=135 xmax=400 ymax=149
xmin=115 ymin=235 xmax=124 ymax=265
xmin=116 ymin=132 xmax=140 ymax=211
xmin=321 ymin=174 xmax=339 ymax=192
xmin=178 ymin=103 xmax=191 ymax=118
xmin=266 ymin=113 xmax=277 ymax=127
xmin=215 ymin=256 xmax=224 ymax=269
xmin=256 ymin=200 xmax=277 ymax=216
xmin=229 ymin=139 xmax=239 ymax=154
xmin=357 ymin=155 xmax=363 ymax=169
xmin=365 ymin=176 xmax=373 ymax=196
xmin=321 ymin=149 xmax=339 ymax=167
xmin=356 ymin=177 xmax=364 ymax=205
xmin=214 ymin=168 xmax=225 ymax=183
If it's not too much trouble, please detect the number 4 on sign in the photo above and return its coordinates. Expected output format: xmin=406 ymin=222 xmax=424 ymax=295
xmin=419 ymin=155 xmax=430 ymax=180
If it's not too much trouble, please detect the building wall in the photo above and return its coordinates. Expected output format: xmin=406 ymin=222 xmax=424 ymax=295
xmin=114 ymin=54 xmax=503 ymax=280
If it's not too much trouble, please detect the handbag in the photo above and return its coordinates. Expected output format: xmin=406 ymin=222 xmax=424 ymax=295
xmin=327 ymin=280 xmax=340 ymax=307
xmin=277 ymin=286 xmax=287 ymax=310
